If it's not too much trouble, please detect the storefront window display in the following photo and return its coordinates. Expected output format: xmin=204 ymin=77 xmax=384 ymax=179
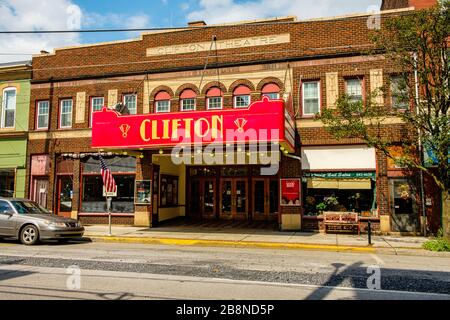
xmin=80 ymin=156 xmax=136 ymax=213
xmin=302 ymin=172 xmax=377 ymax=217
xmin=0 ymin=169 xmax=15 ymax=197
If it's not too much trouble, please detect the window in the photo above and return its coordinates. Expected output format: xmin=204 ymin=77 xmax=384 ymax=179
xmin=81 ymin=156 xmax=136 ymax=213
xmin=263 ymin=93 xmax=279 ymax=100
xmin=345 ymin=78 xmax=363 ymax=103
xmin=59 ymin=99 xmax=72 ymax=128
xmin=160 ymin=175 xmax=178 ymax=207
xmin=262 ymin=83 xmax=280 ymax=100
xmin=206 ymin=87 xmax=223 ymax=110
xmin=155 ymin=91 xmax=171 ymax=113
xmin=234 ymin=95 xmax=250 ymax=108
xmin=90 ymin=97 xmax=104 ymax=127
xmin=233 ymin=85 xmax=251 ymax=108
xmin=0 ymin=169 xmax=15 ymax=197
xmin=302 ymin=81 xmax=320 ymax=115
xmin=36 ymin=101 xmax=49 ymax=130
xmin=390 ymin=76 xmax=409 ymax=109
xmin=2 ymin=88 xmax=16 ymax=128
xmin=180 ymin=89 xmax=196 ymax=111
xmin=0 ymin=200 xmax=13 ymax=214
xmin=123 ymin=94 xmax=137 ymax=114
xmin=181 ymin=98 xmax=195 ymax=111
xmin=156 ymin=100 xmax=170 ymax=113
xmin=302 ymin=174 xmax=377 ymax=217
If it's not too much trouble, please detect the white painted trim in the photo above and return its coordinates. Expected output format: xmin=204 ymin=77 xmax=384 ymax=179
xmin=1 ymin=87 xmax=17 ymax=129
xmin=302 ymin=81 xmax=321 ymax=116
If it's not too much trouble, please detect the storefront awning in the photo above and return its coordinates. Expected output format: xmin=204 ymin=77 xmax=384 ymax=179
xmin=91 ymin=97 xmax=295 ymax=153
xmin=301 ymin=146 xmax=376 ymax=170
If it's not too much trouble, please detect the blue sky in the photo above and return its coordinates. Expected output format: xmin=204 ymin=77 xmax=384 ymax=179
xmin=0 ymin=0 xmax=382 ymax=63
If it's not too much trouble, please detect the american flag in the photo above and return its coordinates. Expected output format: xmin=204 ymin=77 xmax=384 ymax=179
xmin=99 ymin=155 xmax=117 ymax=194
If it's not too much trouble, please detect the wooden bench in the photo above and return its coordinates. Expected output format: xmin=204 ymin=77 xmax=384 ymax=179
xmin=323 ymin=212 xmax=360 ymax=235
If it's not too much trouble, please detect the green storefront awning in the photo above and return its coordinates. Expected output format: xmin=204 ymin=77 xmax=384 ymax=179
xmin=302 ymin=172 xmax=376 ymax=180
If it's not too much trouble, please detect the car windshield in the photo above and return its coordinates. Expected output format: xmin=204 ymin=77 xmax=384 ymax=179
xmin=11 ymin=201 xmax=50 ymax=214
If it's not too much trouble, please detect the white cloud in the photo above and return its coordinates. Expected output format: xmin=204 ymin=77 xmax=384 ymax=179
xmin=187 ymin=0 xmax=382 ymax=24
xmin=0 ymin=0 xmax=82 ymax=63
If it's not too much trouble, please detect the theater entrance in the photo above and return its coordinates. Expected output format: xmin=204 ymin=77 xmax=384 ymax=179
xmin=187 ymin=166 xmax=279 ymax=222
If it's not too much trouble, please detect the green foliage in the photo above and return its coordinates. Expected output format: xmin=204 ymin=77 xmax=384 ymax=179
xmin=422 ymin=228 xmax=450 ymax=251
xmin=317 ymin=2 xmax=450 ymax=193
xmin=422 ymin=228 xmax=450 ymax=252
xmin=316 ymin=202 xmax=327 ymax=212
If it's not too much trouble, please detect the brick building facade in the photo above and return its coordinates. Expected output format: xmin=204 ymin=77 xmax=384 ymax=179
xmin=26 ymin=1 xmax=442 ymax=234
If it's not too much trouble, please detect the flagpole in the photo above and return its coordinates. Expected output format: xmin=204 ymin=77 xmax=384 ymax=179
xmin=107 ymin=196 xmax=112 ymax=236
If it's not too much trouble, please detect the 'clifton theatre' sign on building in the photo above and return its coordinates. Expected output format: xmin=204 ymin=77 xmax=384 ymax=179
xmin=91 ymin=98 xmax=295 ymax=151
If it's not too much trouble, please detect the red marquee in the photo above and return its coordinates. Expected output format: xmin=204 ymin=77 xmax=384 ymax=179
xmin=91 ymin=97 xmax=295 ymax=152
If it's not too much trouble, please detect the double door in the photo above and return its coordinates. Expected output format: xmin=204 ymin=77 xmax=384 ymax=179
xmin=220 ymin=178 xmax=248 ymax=220
xmin=252 ymin=178 xmax=279 ymax=221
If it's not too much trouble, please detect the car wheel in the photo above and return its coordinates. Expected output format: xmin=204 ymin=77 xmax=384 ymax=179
xmin=20 ymin=225 xmax=39 ymax=245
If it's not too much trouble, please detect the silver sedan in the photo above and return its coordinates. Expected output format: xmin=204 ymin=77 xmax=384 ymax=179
xmin=0 ymin=198 xmax=84 ymax=245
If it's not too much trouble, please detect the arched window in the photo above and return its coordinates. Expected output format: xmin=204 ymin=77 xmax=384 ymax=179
xmin=180 ymin=89 xmax=196 ymax=111
xmin=233 ymin=85 xmax=251 ymax=108
xmin=155 ymin=91 xmax=171 ymax=113
xmin=206 ymin=87 xmax=223 ymax=110
xmin=261 ymin=83 xmax=280 ymax=100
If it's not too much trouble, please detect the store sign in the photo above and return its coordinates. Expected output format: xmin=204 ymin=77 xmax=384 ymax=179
xmin=146 ymin=34 xmax=290 ymax=56
xmin=280 ymin=178 xmax=301 ymax=206
xmin=302 ymin=172 xmax=376 ymax=179
xmin=92 ymin=98 xmax=295 ymax=152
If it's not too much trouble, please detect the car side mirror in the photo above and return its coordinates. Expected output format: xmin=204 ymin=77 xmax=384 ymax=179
xmin=0 ymin=211 xmax=14 ymax=216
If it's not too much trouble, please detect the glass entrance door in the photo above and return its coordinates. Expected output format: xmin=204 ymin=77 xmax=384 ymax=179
xmin=252 ymin=178 xmax=279 ymax=221
xmin=220 ymin=179 xmax=233 ymax=218
xmin=57 ymin=175 xmax=73 ymax=217
xmin=203 ymin=179 xmax=216 ymax=219
xmin=190 ymin=178 xmax=216 ymax=219
xmin=220 ymin=178 xmax=248 ymax=220
xmin=389 ymin=178 xmax=419 ymax=232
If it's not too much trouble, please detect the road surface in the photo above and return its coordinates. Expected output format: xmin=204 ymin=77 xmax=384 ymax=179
xmin=0 ymin=240 xmax=449 ymax=300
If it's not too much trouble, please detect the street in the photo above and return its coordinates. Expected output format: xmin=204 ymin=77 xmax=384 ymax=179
xmin=0 ymin=240 xmax=449 ymax=300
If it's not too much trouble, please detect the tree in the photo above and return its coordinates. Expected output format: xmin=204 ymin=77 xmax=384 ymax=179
xmin=317 ymin=2 xmax=449 ymax=234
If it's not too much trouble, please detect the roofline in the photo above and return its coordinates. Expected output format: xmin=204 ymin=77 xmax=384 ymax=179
xmin=0 ymin=60 xmax=32 ymax=68
xmin=32 ymin=7 xmax=414 ymax=57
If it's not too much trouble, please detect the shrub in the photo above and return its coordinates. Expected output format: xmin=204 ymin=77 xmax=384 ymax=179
xmin=422 ymin=229 xmax=450 ymax=252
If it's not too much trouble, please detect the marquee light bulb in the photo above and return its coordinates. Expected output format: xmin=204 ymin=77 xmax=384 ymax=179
xmin=159 ymin=149 xmax=163 ymax=154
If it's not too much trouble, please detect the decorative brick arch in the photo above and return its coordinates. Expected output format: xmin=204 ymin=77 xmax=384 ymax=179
xmin=256 ymin=77 xmax=284 ymax=92
xmin=174 ymin=83 xmax=200 ymax=97
xmin=149 ymin=85 xmax=174 ymax=100
xmin=228 ymin=79 xmax=256 ymax=94
xmin=201 ymin=81 xmax=228 ymax=95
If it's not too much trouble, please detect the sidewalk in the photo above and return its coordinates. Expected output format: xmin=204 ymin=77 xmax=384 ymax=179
xmin=83 ymin=225 xmax=435 ymax=254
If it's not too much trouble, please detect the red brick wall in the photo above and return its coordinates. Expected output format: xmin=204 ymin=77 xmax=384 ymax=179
xmin=382 ymin=0 xmax=437 ymax=10
xmin=32 ymin=11 xmax=411 ymax=82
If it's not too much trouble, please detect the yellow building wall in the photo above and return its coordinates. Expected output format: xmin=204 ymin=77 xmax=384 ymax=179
xmin=152 ymin=155 xmax=186 ymax=222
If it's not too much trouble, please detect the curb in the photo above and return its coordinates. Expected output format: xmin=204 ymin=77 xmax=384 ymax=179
xmin=87 ymin=235 xmax=378 ymax=253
